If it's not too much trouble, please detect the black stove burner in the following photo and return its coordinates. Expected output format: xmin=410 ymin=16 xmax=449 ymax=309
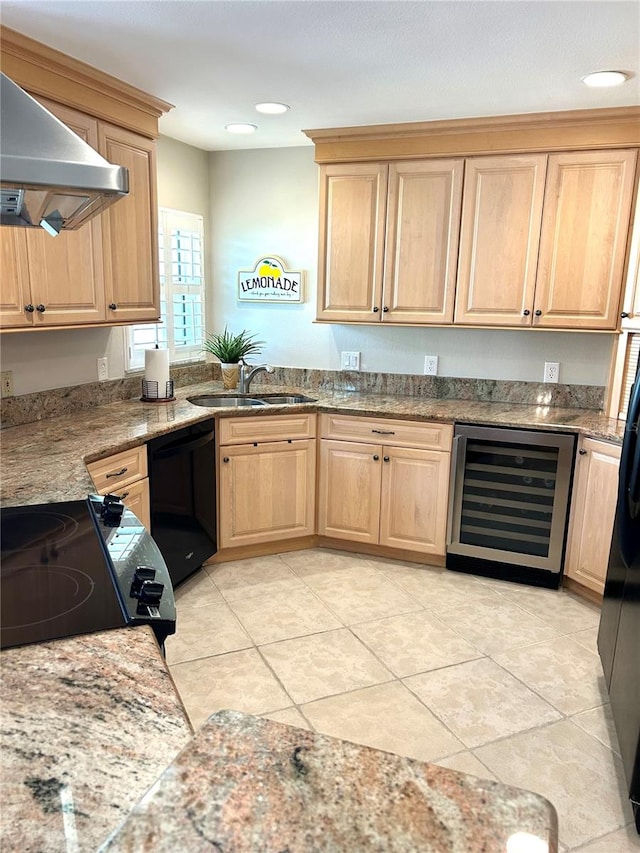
xmin=1 ymin=510 xmax=79 ymax=553
xmin=0 ymin=500 xmax=127 ymax=650
xmin=1 ymin=564 xmax=95 ymax=630
xmin=1 ymin=496 xmax=176 ymax=651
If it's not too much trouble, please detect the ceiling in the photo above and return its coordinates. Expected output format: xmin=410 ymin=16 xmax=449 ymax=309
xmin=1 ymin=1 xmax=638 ymax=152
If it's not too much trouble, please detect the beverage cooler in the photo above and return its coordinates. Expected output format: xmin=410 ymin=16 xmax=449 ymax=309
xmin=446 ymin=425 xmax=576 ymax=588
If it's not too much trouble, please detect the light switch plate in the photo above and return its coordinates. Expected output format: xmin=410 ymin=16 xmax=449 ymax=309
xmin=341 ymin=351 xmax=360 ymax=371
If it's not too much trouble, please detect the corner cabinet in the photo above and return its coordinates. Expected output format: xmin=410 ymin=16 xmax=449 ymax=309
xmin=218 ymin=415 xmax=317 ymax=550
xmin=0 ymin=25 xmax=171 ymax=331
xmin=317 ymin=159 xmax=463 ymax=324
xmin=564 ymin=437 xmax=621 ymax=596
xmin=317 ymin=414 xmax=453 ymax=556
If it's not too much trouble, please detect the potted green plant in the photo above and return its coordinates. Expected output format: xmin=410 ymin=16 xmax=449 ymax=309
xmin=203 ymin=326 xmax=264 ymax=389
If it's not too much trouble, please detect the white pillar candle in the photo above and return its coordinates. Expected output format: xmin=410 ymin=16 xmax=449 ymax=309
xmin=144 ymin=347 xmax=170 ymax=395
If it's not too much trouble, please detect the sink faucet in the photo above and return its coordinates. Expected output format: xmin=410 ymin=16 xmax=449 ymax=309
xmin=238 ymin=360 xmax=274 ymax=394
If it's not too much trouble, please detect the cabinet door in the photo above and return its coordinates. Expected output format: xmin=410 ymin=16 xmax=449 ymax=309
xmin=535 ymin=150 xmax=637 ymax=330
xmin=379 ymin=446 xmax=450 ymax=555
xmin=317 ymin=163 xmax=388 ymax=322
xmin=118 ymin=478 xmax=151 ymax=532
xmin=455 ymin=155 xmax=547 ymax=326
xmin=24 ymin=100 xmax=106 ymax=327
xmin=317 ymin=439 xmax=382 ymax=544
xmin=0 ymin=229 xmax=31 ymax=328
xmin=383 ymin=159 xmax=463 ymax=324
xmin=219 ymin=439 xmax=316 ymax=548
xmin=565 ymin=438 xmax=621 ymax=595
xmin=99 ymin=123 xmax=160 ymax=323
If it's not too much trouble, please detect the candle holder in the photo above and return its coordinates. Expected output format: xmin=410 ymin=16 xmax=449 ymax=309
xmin=141 ymin=379 xmax=175 ymax=403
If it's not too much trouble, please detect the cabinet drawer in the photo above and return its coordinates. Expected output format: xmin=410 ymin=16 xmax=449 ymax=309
xmin=219 ymin=414 xmax=316 ymax=446
xmin=86 ymin=444 xmax=148 ymax=493
xmin=319 ymin=414 xmax=452 ymax=451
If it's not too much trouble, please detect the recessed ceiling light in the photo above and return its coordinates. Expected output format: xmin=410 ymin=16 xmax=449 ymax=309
xmin=225 ymin=123 xmax=258 ymax=134
xmin=582 ymin=70 xmax=629 ymax=88
xmin=255 ymin=102 xmax=290 ymax=115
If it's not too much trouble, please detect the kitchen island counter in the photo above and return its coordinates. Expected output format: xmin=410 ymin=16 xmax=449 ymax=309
xmin=0 ymin=380 xmax=624 ymax=508
xmin=0 ymin=625 xmax=193 ymax=853
xmin=100 ymin=708 xmax=558 ymax=853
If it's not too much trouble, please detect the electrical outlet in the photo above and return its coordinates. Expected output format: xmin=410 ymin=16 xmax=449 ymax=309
xmin=1 ymin=370 xmax=13 ymax=398
xmin=544 ymin=361 xmax=560 ymax=383
xmin=341 ymin=351 xmax=360 ymax=371
xmin=424 ymin=355 xmax=438 ymax=376
xmin=97 ymin=357 xmax=109 ymax=382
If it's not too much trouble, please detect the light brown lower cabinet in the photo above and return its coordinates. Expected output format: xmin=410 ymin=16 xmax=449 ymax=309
xmin=317 ymin=415 xmax=452 ymax=557
xmin=218 ymin=415 xmax=317 ymax=549
xmin=86 ymin=444 xmax=151 ymax=531
xmin=564 ymin=437 xmax=621 ymax=595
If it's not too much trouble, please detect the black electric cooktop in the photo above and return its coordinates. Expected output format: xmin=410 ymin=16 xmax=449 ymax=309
xmin=0 ymin=500 xmax=127 ymax=650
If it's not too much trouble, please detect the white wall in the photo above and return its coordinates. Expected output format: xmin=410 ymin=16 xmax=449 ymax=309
xmin=0 ymin=135 xmax=210 ymax=396
xmin=209 ymin=146 xmax=614 ymax=385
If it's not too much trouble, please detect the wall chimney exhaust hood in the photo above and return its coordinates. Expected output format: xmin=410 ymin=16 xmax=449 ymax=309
xmin=0 ymin=73 xmax=129 ymax=234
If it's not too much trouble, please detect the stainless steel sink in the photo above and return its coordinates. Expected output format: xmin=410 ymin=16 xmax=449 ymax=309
xmin=258 ymin=394 xmax=317 ymax=404
xmin=187 ymin=395 xmax=267 ymax=407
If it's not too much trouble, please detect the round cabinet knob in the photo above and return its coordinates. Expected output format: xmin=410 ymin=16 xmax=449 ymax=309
xmin=372 ymin=306 xmax=379 ymax=313
xmin=535 ymin=309 xmax=542 ymax=317
xmin=223 ymin=456 xmax=230 ymax=463
xmin=579 ymin=449 xmax=587 ymax=456
xmin=373 ymin=454 xmax=379 ymax=461
xmin=383 ymin=456 xmax=390 ymax=462
xmin=621 ymin=312 xmax=630 ymax=319
xmin=36 ymin=304 xmax=46 ymax=313
xmin=523 ymin=309 xmax=531 ymax=316
xmin=24 ymin=304 xmax=35 ymax=313
xmin=109 ymin=303 xmax=117 ymax=310
xmin=383 ymin=306 xmax=389 ymax=313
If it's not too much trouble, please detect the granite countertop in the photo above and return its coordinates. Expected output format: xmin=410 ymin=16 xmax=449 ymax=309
xmin=0 ymin=379 xmax=625 ymax=508
xmin=100 ymin=709 xmax=558 ymax=853
xmin=0 ymin=626 xmax=193 ymax=853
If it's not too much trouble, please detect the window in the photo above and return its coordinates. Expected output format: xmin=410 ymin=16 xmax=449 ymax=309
xmin=127 ymin=208 xmax=205 ymax=370
xmin=620 ymin=333 xmax=640 ymax=418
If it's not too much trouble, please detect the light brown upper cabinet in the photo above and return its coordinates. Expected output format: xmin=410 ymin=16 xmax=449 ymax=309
xmin=317 ymin=159 xmax=463 ymax=324
xmin=99 ymin=124 xmax=160 ymax=323
xmin=454 ymin=155 xmax=547 ymax=326
xmin=0 ymin=101 xmax=106 ymax=328
xmin=534 ymin=150 xmax=637 ymax=330
xmin=0 ymin=24 xmax=171 ymax=332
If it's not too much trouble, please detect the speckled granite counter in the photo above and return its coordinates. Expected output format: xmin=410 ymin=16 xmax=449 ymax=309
xmin=100 ymin=709 xmax=558 ymax=853
xmin=0 ymin=626 xmax=193 ymax=853
xmin=0 ymin=379 xmax=625 ymax=508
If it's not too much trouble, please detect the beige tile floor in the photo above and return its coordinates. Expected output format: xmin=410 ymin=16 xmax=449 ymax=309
xmin=166 ymin=548 xmax=640 ymax=852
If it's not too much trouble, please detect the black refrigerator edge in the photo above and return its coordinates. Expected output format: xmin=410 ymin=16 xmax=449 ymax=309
xmin=598 ymin=360 xmax=640 ymax=833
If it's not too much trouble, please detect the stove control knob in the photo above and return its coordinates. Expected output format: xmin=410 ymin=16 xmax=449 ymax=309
xmin=130 ymin=566 xmax=156 ymax=597
xmin=102 ymin=494 xmax=125 ymax=525
xmin=138 ymin=580 xmax=164 ymax=606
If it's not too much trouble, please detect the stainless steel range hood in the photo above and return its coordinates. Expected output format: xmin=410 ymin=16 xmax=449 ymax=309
xmin=0 ymin=73 xmax=129 ymax=233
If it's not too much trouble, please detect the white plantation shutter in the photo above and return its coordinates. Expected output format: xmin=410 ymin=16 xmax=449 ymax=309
xmin=620 ymin=332 xmax=640 ymax=418
xmin=128 ymin=208 xmax=205 ymax=369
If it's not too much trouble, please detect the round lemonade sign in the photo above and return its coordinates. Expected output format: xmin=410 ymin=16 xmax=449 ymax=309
xmin=237 ymin=256 xmax=304 ymax=303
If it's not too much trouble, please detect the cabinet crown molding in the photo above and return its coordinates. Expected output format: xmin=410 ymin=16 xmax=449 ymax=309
xmin=0 ymin=25 xmax=173 ymax=138
xmin=304 ymin=107 xmax=640 ymax=163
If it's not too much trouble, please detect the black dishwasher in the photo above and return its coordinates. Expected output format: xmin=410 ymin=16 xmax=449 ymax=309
xmin=148 ymin=419 xmax=216 ymax=587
